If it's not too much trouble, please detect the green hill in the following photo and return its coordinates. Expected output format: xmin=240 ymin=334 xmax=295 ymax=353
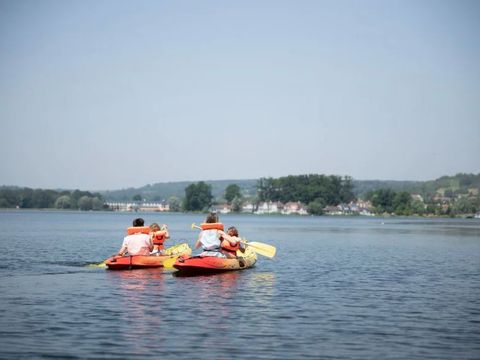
xmin=101 ymin=179 xmax=258 ymax=202
xmin=354 ymin=173 xmax=480 ymax=199
xmin=351 ymin=180 xmax=422 ymax=197
xmin=100 ymin=173 xmax=480 ymax=202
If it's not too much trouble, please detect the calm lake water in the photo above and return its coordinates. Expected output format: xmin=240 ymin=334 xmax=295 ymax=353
xmin=0 ymin=210 xmax=479 ymax=359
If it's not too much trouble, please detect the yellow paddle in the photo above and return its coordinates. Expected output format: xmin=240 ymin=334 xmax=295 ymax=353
xmin=162 ymin=256 xmax=178 ymax=269
xmin=162 ymin=243 xmax=192 ymax=269
xmin=191 ymin=223 xmax=276 ymax=258
xmin=241 ymin=241 xmax=276 ymax=258
xmin=86 ymin=254 xmax=117 ymax=268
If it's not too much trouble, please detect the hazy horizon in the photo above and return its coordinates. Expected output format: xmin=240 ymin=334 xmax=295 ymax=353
xmin=1 ymin=0 xmax=479 ymax=190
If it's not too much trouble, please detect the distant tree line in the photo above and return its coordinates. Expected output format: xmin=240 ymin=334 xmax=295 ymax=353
xmin=181 ymin=182 xmax=244 ymax=212
xmin=0 ymin=188 xmax=107 ymax=211
xmin=257 ymin=175 xmax=355 ymax=215
xmin=364 ymin=189 xmax=419 ymax=215
xmin=364 ymin=188 xmax=480 ymax=216
xmin=181 ymin=176 xmax=356 ymax=214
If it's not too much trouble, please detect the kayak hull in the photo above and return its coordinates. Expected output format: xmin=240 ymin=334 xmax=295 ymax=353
xmin=105 ymin=243 xmax=191 ymax=270
xmin=173 ymin=247 xmax=256 ymax=275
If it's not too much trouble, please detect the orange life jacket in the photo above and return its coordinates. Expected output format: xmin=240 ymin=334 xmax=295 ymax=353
xmin=200 ymin=223 xmax=224 ymax=231
xmin=126 ymin=226 xmax=150 ymax=235
xmin=152 ymin=230 xmax=167 ymax=247
xmin=220 ymin=239 xmax=240 ymax=255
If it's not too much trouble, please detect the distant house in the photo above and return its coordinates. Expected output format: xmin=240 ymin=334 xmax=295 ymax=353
xmin=138 ymin=202 xmax=170 ymax=212
xmin=468 ymin=188 xmax=479 ymax=196
xmin=256 ymin=201 xmax=282 ymax=214
xmin=282 ymin=201 xmax=308 ymax=215
xmin=324 ymin=205 xmax=343 ymax=215
xmin=241 ymin=203 xmax=255 ymax=213
xmin=212 ymin=203 xmax=231 ymax=214
xmin=106 ymin=202 xmax=169 ymax=212
xmin=411 ymin=194 xmax=424 ymax=203
xmin=323 ymin=201 xmax=374 ymax=216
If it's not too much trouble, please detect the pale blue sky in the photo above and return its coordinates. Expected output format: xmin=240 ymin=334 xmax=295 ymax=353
xmin=1 ymin=0 xmax=479 ymax=190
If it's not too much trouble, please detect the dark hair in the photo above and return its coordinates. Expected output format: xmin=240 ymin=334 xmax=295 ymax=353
xmin=205 ymin=212 xmax=218 ymax=223
xmin=133 ymin=218 xmax=145 ymax=227
xmin=227 ymin=226 xmax=238 ymax=237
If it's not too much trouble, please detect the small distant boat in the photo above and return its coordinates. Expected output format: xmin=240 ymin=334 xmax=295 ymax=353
xmin=104 ymin=243 xmax=191 ymax=270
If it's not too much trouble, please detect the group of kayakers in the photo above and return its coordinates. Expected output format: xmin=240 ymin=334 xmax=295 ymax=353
xmin=117 ymin=212 xmax=245 ymax=259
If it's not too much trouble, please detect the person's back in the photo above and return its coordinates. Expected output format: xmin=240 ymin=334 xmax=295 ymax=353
xmin=117 ymin=218 xmax=153 ymax=256
xmin=194 ymin=212 xmax=225 ymax=256
xmin=199 ymin=229 xmax=220 ymax=250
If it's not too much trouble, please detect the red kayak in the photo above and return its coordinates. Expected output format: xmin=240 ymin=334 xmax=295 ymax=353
xmin=104 ymin=243 xmax=191 ymax=270
xmin=173 ymin=247 xmax=257 ymax=275
xmin=105 ymin=254 xmax=172 ymax=270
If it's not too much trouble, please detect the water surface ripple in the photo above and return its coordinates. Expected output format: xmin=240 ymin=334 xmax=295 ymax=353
xmin=0 ymin=211 xmax=479 ymax=359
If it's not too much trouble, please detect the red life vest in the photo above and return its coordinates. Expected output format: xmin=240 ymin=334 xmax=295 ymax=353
xmin=126 ymin=226 xmax=150 ymax=235
xmin=152 ymin=230 xmax=167 ymax=248
xmin=200 ymin=223 xmax=224 ymax=231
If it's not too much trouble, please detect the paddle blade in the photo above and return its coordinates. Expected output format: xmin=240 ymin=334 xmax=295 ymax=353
xmin=86 ymin=255 xmax=117 ymax=268
xmin=163 ymin=243 xmax=191 ymax=269
xmin=246 ymin=241 xmax=276 ymax=258
xmin=164 ymin=243 xmax=191 ymax=256
xmin=162 ymin=256 xmax=177 ymax=269
xmin=86 ymin=261 xmax=107 ymax=269
xmin=191 ymin=223 xmax=202 ymax=230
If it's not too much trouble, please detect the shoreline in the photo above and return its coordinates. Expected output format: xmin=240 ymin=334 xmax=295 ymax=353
xmin=0 ymin=208 xmax=479 ymax=219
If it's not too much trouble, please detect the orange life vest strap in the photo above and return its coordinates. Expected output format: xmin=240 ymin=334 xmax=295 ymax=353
xmin=127 ymin=226 xmax=150 ymax=235
xmin=200 ymin=223 xmax=224 ymax=231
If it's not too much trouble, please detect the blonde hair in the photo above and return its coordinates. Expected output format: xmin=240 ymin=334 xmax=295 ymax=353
xmin=149 ymin=223 xmax=161 ymax=232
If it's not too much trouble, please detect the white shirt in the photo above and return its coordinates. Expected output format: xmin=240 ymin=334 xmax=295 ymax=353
xmin=120 ymin=233 xmax=152 ymax=255
xmin=199 ymin=229 xmax=221 ymax=251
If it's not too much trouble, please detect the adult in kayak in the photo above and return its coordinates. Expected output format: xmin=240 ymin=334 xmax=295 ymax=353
xmin=149 ymin=222 xmax=170 ymax=254
xmin=117 ymin=218 xmax=154 ymax=256
xmin=194 ymin=212 xmax=226 ymax=257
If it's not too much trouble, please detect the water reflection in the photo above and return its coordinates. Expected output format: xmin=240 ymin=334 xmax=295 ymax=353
xmin=175 ymin=271 xmax=241 ymax=304
xmin=245 ymin=271 xmax=276 ymax=295
xmin=106 ymin=269 xmax=166 ymax=316
xmin=104 ymin=269 xmax=169 ymax=357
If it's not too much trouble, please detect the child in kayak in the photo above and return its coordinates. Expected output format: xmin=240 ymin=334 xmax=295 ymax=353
xmin=194 ymin=212 xmax=226 ymax=257
xmin=149 ymin=222 xmax=170 ymax=254
xmin=219 ymin=226 xmax=244 ymax=259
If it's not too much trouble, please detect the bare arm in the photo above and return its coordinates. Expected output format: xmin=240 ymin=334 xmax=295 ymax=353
xmin=161 ymin=225 xmax=170 ymax=239
xmin=194 ymin=232 xmax=202 ymax=249
xmin=117 ymin=243 xmax=127 ymax=256
xmin=148 ymin=235 xmax=154 ymax=252
xmin=218 ymin=230 xmax=239 ymax=246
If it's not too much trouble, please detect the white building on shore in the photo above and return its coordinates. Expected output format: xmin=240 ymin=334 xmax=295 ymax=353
xmin=106 ymin=202 xmax=169 ymax=212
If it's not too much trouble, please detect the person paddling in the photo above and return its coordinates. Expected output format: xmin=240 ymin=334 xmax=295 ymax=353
xmin=117 ymin=218 xmax=153 ymax=256
xmin=194 ymin=212 xmax=225 ymax=257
